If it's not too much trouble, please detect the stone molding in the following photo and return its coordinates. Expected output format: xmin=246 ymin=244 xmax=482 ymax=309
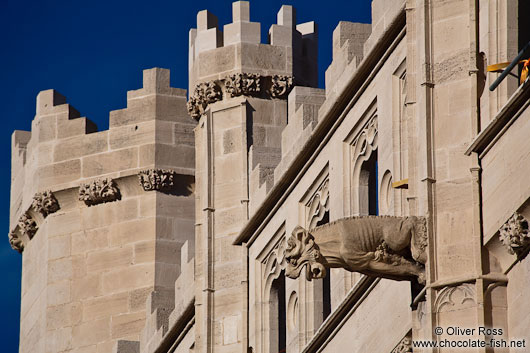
xmin=187 ymin=74 xmax=294 ymax=120
xmin=19 ymin=212 xmax=38 ymax=239
xmin=32 ymin=190 xmax=60 ymax=217
xmin=138 ymin=169 xmax=176 ymax=192
xmin=434 ymin=283 xmax=475 ymax=312
xmin=350 ymin=114 xmax=378 ymax=215
xmin=263 ymin=237 xmax=287 ymax=291
xmin=307 ymin=177 xmax=330 ymax=229
xmin=391 ymin=333 xmax=412 ymax=353
xmin=498 ymin=212 xmax=530 ymax=256
xmin=78 ymin=178 xmax=121 ymax=206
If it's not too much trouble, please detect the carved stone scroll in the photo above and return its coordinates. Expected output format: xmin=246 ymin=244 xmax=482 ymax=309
xmin=499 ymin=212 xmax=530 ymax=256
xmin=270 ymin=75 xmax=293 ymax=98
xmin=78 ymin=178 xmax=121 ymax=206
xmin=138 ymin=169 xmax=176 ymax=191
xmin=18 ymin=212 xmax=38 ymax=239
xmin=224 ymin=73 xmax=261 ymax=97
xmin=284 ymin=216 xmax=427 ymax=284
xmin=32 ymin=190 xmax=60 ymax=217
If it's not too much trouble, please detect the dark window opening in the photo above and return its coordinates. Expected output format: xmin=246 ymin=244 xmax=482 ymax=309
xmin=316 ymin=210 xmax=331 ymax=321
xmin=519 ymin=1 xmax=530 ymax=52
xmin=519 ymin=0 xmax=530 ymax=77
xmin=270 ymin=272 xmax=286 ymax=353
xmin=360 ymin=151 xmax=379 ymax=216
xmin=322 ymin=273 xmax=331 ymax=320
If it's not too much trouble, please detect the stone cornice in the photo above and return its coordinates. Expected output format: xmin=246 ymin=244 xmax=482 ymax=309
xmin=186 ymin=74 xmax=294 ymax=120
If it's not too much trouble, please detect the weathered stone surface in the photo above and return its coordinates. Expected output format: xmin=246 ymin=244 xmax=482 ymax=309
xmin=11 ymin=2 xmax=530 ymax=353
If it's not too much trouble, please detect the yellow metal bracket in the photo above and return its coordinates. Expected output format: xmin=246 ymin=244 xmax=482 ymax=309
xmin=392 ymin=178 xmax=409 ymax=189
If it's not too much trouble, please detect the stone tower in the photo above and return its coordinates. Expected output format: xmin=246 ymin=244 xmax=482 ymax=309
xmin=187 ymin=2 xmax=318 ymax=351
xmin=10 ymin=68 xmax=196 ymax=352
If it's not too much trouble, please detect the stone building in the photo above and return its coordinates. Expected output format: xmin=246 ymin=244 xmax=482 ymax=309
xmin=8 ymin=0 xmax=530 ymax=352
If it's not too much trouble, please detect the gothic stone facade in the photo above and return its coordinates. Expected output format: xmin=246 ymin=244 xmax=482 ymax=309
xmin=9 ymin=1 xmax=530 ymax=352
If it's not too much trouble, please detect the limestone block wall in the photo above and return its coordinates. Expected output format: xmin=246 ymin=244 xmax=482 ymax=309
xmin=10 ymin=68 xmax=196 ymax=353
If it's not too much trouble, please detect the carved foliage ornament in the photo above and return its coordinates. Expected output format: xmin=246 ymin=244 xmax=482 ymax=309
xmin=224 ymin=73 xmax=261 ymax=97
xmin=32 ymin=190 xmax=60 ymax=217
xmin=270 ymin=75 xmax=293 ymax=99
xmin=79 ymin=178 xmax=121 ymax=206
xmin=187 ymin=81 xmax=222 ymax=119
xmin=499 ymin=212 xmax=530 ymax=256
xmin=19 ymin=212 xmax=38 ymax=239
xmin=138 ymin=169 xmax=176 ymax=191
xmin=187 ymin=74 xmax=294 ymax=119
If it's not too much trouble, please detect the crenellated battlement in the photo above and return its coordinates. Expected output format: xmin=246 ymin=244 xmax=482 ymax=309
xmin=10 ymin=68 xmax=195 ymax=238
xmin=188 ymin=1 xmax=318 ymax=97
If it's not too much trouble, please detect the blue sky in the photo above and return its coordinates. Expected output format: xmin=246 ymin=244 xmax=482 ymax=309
xmin=0 ymin=0 xmax=370 ymax=350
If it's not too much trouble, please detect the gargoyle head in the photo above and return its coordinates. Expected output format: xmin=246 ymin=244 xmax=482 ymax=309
xmin=284 ymin=226 xmax=327 ymax=281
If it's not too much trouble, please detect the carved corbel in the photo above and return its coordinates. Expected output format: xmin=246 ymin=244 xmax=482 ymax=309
xmin=138 ymin=169 xmax=176 ymax=192
xmin=8 ymin=231 xmax=23 ymax=253
xmin=224 ymin=73 xmax=262 ymax=97
xmin=499 ymin=212 xmax=530 ymax=256
xmin=187 ymin=81 xmax=222 ymax=120
xmin=18 ymin=212 xmax=38 ymax=239
xmin=32 ymin=190 xmax=60 ymax=217
xmin=269 ymin=75 xmax=293 ymax=99
xmin=79 ymin=178 xmax=121 ymax=206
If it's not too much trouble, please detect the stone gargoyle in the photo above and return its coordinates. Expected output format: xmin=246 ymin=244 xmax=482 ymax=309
xmin=284 ymin=216 xmax=428 ymax=284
